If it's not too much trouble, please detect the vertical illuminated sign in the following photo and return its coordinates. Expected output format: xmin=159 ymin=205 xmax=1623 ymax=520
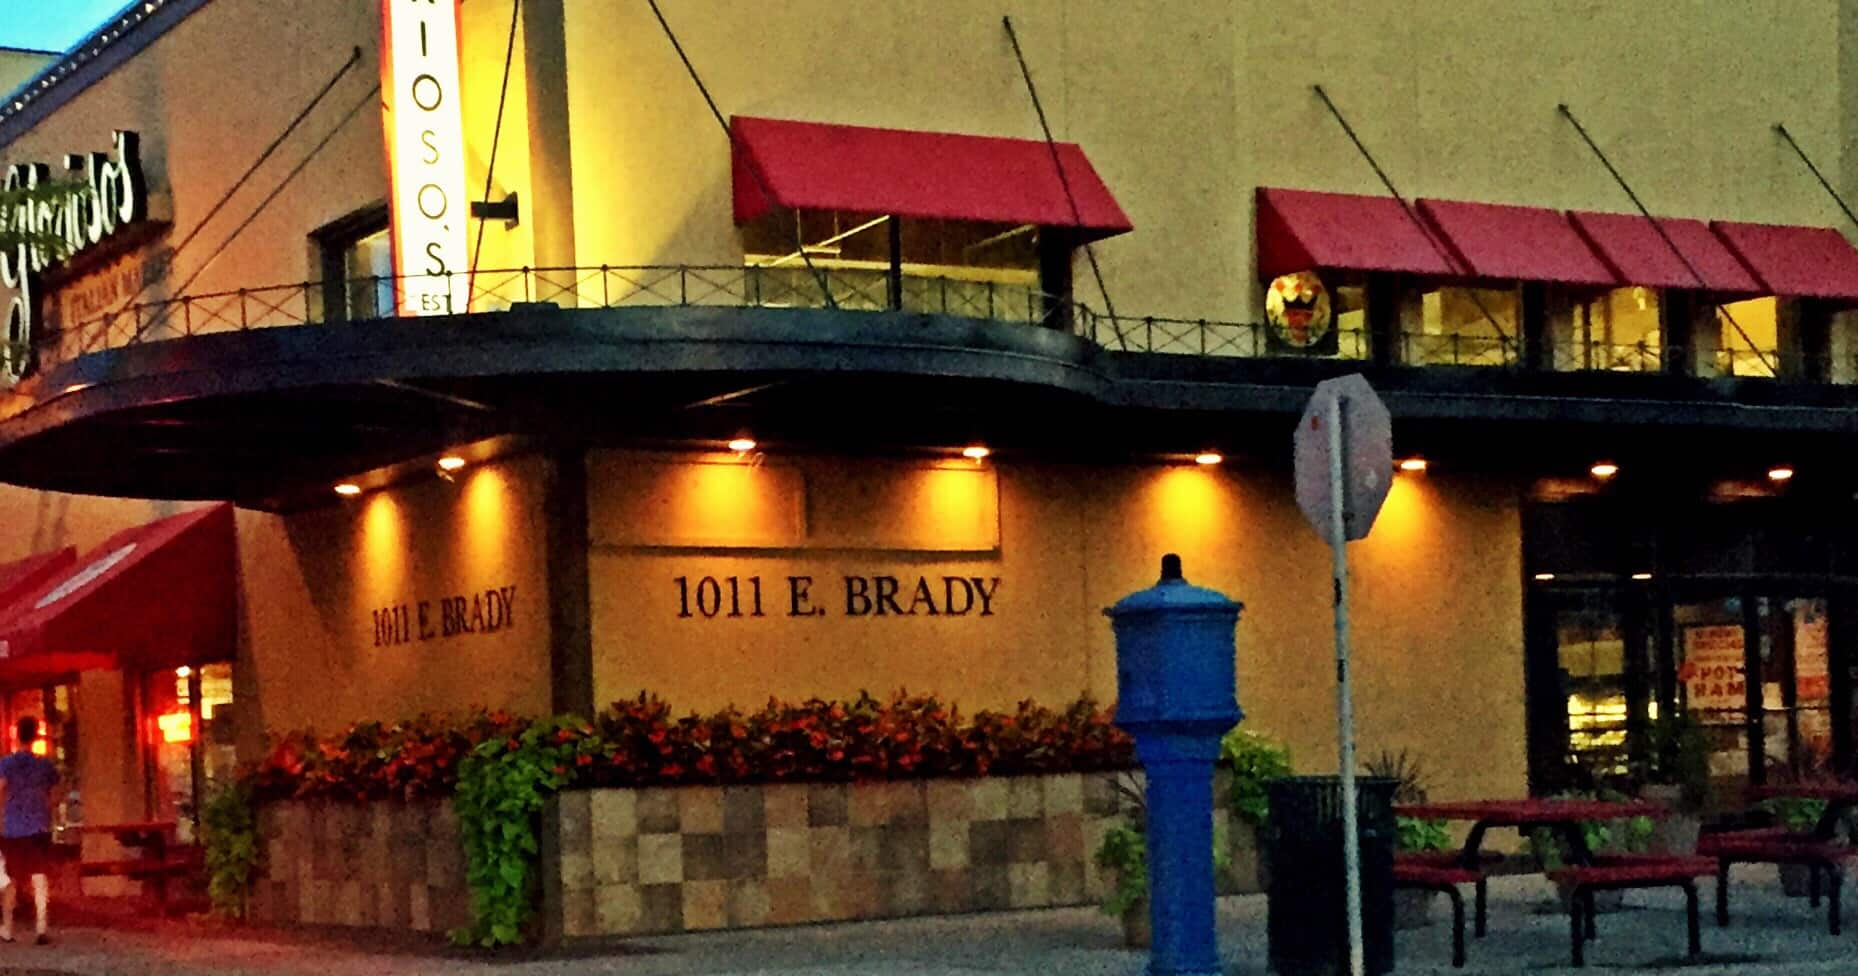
xmin=381 ymin=0 xmax=469 ymax=316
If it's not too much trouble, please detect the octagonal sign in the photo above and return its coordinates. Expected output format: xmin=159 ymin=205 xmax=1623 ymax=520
xmin=1294 ymin=374 xmax=1393 ymax=544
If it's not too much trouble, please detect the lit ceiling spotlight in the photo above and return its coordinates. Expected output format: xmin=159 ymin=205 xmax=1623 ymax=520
xmin=1194 ymin=452 xmax=1223 ymax=466
xmin=1590 ymin=462 xmax=1620 ymax=480
xmin=1398 ymin=457 xmax=1428 ymax=473
xmin=728 ymin=437 xmax=757 ymax=454
xmin=1768 ymin=465 xmax=1795 ymax=483
xmin=962 ymin=445 xmax=991 ymax=460
xmin=334 ymin=483 xmax=362 ymax=497
xmin=1631 ymin=572 xmax=1653 ymax=581
xmin=437 ymin=455 xmax=467 ymax=472
xmin=1533 ymin=573 xmax=1556 ymax=581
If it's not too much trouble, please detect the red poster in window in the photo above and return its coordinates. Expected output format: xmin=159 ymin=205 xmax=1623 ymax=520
xmin=1679 ymin=625 xmax=1746 ymax=711
xmin=1794 ymin=603 xmax=1830 ymax=704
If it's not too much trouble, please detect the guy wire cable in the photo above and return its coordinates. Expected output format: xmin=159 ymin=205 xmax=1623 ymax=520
xmin=1312 ymin=84 xmax=1512 ymax=349
xmin=1776 ymin=122 xmax=1858 ymax=235
xmin=644 ymin=0 xmax=836 ymax=309
xmin=1559 ymin=104 xmax=1772 ymax=376
xmin=1001 ymin=15 xmax=1124 ymax=350
xmin=132 ymin=82 xmax=383 ymax=344
xmin=469 ymin=0 xmax=521 ymax=280
xmin=107 ymin=46 xmax=364 ymax=321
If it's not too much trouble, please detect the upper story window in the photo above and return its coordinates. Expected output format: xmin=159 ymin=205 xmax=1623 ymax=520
xmin=311 ymin=205 xmax=392 ymax=322
xmin=1711 ymin=297 xmax=1778 ymax=378
xmin=1399 ymin=285 xmax=1519 ymax=368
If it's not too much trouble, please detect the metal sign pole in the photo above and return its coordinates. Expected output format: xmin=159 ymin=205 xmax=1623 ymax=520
xmin=1325 ymin=394 xmax=1365 ymax=976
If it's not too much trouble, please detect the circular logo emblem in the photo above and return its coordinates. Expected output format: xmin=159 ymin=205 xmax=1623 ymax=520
xmin=1265 ymin=271 xmax=1333 ymax=349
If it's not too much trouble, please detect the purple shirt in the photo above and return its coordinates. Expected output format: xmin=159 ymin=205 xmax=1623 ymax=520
xmin=0 ymin=751 xmax=58 ymax=838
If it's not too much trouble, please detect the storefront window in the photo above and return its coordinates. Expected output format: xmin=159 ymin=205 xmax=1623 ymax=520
xmin=314 ymin=206 xmax=394 ymax=322
xmin=1712 ymin=297 xmax=1778 ymax=378
xmin=144 ymin=663 xmax=234 ymax=842
xmin=1398 ymin=286 xmax=1519 ymax=367
xmin=1 ymin=686 xmax=77 ymax=839
xmin=743 ymin=212 xmax=1043 ymax=322
xmin=1556 ymin=593 xmax=1632 ymax=777
xmin=1554 ymin=287 xmax=1663 ymax=372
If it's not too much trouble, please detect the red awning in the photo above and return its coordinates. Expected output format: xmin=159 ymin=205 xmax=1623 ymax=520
xmin=1567 ymin=211 xmax=1761 ymax=294
xmin=0 ymin=504 xmax=235 ymax=679
xmin=1418 ymin=199 xmax=1618 ymax=286
xmin=730 ymin=116 xmax=1133 ymax=241
xmin=1710 ymin=222 xmax=1858 ymax=301
xmin=1256 ymin=188 xmax=1460 ymax=280
xmin=0 ymin=548 xmax=75 ymax=611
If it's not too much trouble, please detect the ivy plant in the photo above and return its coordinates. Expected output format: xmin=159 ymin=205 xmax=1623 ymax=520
xmin=1219 ymin=728 xmax=1293 ymax=828
xmin=201 ymin=780 xmax=260 ymax=918
xmin=451 ymin=715 xmax=606 ymax=947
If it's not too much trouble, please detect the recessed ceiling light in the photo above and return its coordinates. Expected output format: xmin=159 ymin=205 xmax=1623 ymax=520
xmin=437 ymin=455 xmax=467 ymax=472
xmin=334 ymin=483 xmax=362 ymax=497
xmin=1590 ymin=462 xmax=1619 ymax=479
xmin=1768 ymin=466 xmax=1795 ymax=482
xmin=1533 ymin=573 xmax=1556 ymax=581
xmin=1631 ymin=572 xmax=1653 ymax=581
xmin=728 ymin=437 xmax=757 ymax=453
xmin=1399 ymin=457 xmax=1428 ymax=472
xmin=1194 ymin=452 xmax=1223 ymax=466
xmin=962 ymin=445 xmax=991 ymax=460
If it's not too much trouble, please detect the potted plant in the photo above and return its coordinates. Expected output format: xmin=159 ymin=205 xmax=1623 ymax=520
xmin=1093 ymin=772 xmax=1232 ymax=948
xmin=1366 ymin=750 xmax=1452 ymax=929
xmin=1218 ymin=727 xmax=1292 ymax=893
xmin=1764 ymin=735 xmax=1837 ymax=896
xmin=1633 ymin=710 xmax=1712 ymax=854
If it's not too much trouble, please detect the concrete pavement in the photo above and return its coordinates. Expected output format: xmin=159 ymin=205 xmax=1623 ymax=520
xmin=1 ymin=869 xmax=1855 ymax=975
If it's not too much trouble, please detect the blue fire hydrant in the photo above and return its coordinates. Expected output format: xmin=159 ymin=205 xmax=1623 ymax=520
xmin=1105 ymin=553 xmax=1243 ymax=976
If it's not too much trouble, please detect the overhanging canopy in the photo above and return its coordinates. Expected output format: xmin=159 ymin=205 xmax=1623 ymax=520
xmin=1256 ymin=187 xmax=1459 ymax=280
xmin=1710 ymin=222 xmax=1858 ymax=302
xmin=1567 ymin=211 xmax=1761 ymax=295
xmin=0 ymin=504 xmax=235 ymax=679
xmin=0 ymin=548 xmax=75 ymax=610
xmin=730 ymin=116 xmax=1133 ymax=241
xmin=1418 ymin=199 xmax=1618 ymax=286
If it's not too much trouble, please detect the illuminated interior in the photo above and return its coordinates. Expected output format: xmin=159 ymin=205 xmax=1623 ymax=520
xmin=1403 ymin=286 xmax=1520 ymax=367
xmin=1716 ymin=297 xmax=1778 ymax=378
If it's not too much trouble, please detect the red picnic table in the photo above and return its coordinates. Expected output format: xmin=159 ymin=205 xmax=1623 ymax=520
xmin=77 ymin=821 xmax=186 ymax=911
xmin=1397 ymin=798 xmax=1668 ymax=870
xmin=1745 ymin=782 xmax=1858 ymax=842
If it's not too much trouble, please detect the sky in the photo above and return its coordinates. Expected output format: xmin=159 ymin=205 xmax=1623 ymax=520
xmin=0 ymin=0 xmax=129 ymax=53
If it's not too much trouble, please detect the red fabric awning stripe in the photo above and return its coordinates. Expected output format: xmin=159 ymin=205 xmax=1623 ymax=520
xmin=730 ymin=116 xmax=1133 ymax=240
xmin=1710 ymin=222 xmax=1858 ymax=301
xmin=0 ymin=504 xmax=235 ymax=674
xmin=1256 ymin=188 xmax=1460 ymax=280
xmin=1567 ymin=211 xmax=1761 ymax=294
xmin=1417 ymin=199 xmax=1618 ymax=286
xmin=0 ymin=548 xmax=76 ymax=611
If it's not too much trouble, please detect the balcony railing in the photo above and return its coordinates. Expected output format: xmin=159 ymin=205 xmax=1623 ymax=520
xmin=13 ymin=264 xmax=1849 ymax=385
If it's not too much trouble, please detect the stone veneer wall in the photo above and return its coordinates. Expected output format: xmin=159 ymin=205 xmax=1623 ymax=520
xmin=248 ymin=798 xmax=471 ymax=933
xmin=536 ymin=773 xmax=1133 ymax=939
xmin=243 ymin=771 xmax=1261 ymax=939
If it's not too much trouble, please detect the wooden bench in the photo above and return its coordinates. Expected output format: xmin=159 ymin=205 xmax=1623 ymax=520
xmin=78 ymin=849 xmax=199 ymax=910
xmin=1548 ymin=856 xmax=1714 ymax=967
xmin=1699 ymin=828 xmax=1852 ymax=935
xmin=1392 ymin=860 xmax=1485 ymax=968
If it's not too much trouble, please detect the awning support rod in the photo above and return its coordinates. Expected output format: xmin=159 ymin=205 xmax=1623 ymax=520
xmin=645 ymin=0 xmax=835 ymax=310
xmin=1311 ymin=85 xmax=1512 ymax=347
xmin=1001 ymin=15 xmax=1125 ymax=350
xmin=1558 ymin=103 xmax=1771 ymax=376
xmin=469 ymin=0 xmax=522 ymax=279
xmin=1775 ymin=122 xmax=1858 ymax=237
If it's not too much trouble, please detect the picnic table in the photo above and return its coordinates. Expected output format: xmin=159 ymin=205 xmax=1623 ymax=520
xmin=1397 ymin=797 xmax=1667 ymax=869
xmin=77 ymin=821 xmax=188 ymax=910
xmin=1746 ymin=781 xmax=1858 ymax=841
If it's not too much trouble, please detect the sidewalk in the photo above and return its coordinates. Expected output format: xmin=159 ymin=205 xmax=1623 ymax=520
xmin=1 ymin=871 xmax=1853 ymax=975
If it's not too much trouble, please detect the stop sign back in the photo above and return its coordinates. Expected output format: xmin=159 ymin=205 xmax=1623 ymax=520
xmin=1294 ymin=374 xmax=1393 ymax=544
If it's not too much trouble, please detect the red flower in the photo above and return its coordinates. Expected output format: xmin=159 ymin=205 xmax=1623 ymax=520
xmin=576 ymin=754 xmax=593 ymax=767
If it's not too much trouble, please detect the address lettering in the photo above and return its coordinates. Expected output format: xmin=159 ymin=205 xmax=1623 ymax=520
xmin=675 ymin=573 xmax=999 ymax=619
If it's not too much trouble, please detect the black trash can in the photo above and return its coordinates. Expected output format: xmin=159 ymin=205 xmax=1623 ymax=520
xmin=1265 ymin=775 xmax=1397 ymax=976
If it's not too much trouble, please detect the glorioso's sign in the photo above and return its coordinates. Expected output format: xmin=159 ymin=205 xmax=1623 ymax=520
xmin=0 ymin=130 xmax=147 ymax=383
xmin=381 ymin=0 xmax=470 ymax=317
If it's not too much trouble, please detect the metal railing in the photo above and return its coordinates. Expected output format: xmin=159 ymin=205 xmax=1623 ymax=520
xmin=22 ymin=264 xmax=1858 ymax=385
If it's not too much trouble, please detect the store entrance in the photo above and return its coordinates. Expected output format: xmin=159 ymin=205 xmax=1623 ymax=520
xmin=1528 ymin=575 xmax=1849 ymax=797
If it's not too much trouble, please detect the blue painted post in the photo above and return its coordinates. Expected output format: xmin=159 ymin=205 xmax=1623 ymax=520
xmin=1105 ymin=554 xmax=1244 ymax=976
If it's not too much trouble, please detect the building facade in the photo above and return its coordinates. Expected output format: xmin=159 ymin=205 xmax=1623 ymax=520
xmin=1 ymin=0 xmax=1857 ymax=887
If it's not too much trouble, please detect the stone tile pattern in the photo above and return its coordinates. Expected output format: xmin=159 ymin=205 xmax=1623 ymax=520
xmin=540 ymin=773 xmax=1154 ymax=940
xmin=246 ymin=798 xmax=472 ymax=934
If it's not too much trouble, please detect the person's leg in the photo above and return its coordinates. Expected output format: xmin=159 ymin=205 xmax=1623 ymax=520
xmin=29 ymin=872 xmax=46 ymax=941
xmin=1 ymin=877 xmax=15 ymax=942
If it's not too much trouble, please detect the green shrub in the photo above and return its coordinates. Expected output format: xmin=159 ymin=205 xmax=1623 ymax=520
xmin=1219 ymin=729 xmax=1293 ymax=828
xmin=1396 ymin=816 xmax=1452 ymax=853
xmin=201 ymin=781 xmax=259 ymax=918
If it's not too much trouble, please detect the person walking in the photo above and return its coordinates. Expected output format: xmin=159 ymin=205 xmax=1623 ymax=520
xmin=0 ymin=718 xmax=60 ymax=944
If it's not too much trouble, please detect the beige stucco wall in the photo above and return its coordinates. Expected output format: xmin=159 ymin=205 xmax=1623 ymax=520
xmin=587 ymin=450 xmax=1525 ymax=800
xmin=236 ymin=455 xmax=554 ymax=739
xmin=554 ymin=0 xmax=1854 ymax=324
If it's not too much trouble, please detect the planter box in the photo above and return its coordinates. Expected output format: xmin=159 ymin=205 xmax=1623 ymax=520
xmin=246 ymin=797 xmax=472 ymax=934
xmin=537 ymin=772 xmax=1130 ymax=940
